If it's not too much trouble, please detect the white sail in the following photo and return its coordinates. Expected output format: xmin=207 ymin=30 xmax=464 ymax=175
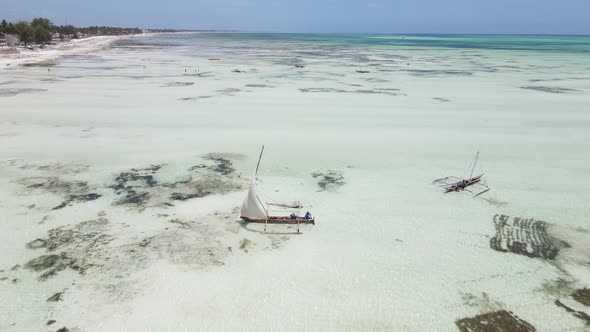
xmin=240 ymin=177 xmax=268 ymax=220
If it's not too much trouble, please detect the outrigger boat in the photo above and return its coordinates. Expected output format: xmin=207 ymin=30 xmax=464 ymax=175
xmin=433 ymin=151 xmax=491 ymax=197
xmin=355 ymin=61 xmax=370 ymax=73
xmin=240 ymin=146 xmax=315 ymax=233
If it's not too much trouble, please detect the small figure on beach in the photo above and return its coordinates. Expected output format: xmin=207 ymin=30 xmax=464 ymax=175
xmin=305 ymin=211 xmax=312 ymax=219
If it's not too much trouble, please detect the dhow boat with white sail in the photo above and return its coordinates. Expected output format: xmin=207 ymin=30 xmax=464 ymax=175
xmin=240 ymin=146 xmax=315 ymax=233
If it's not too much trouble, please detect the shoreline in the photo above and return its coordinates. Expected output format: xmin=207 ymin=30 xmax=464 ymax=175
xmin=0 ymin=34 xmax=144 ymax=68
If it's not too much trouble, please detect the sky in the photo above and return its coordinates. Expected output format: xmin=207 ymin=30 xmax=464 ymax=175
xmin=1 ymin=0 xmax=590 ymax=35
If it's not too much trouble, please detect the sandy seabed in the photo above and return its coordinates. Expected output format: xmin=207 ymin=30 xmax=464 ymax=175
xmin=1 ymin=33 xmax=590 ymax=331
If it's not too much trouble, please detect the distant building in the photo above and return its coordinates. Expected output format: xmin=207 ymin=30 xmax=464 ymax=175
xmin=0 ymin=33 xmax=7 ymax=46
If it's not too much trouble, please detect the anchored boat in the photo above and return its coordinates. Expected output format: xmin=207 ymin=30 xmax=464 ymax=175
xmin=433 ymin=151 xmax=491 ymax=197
xmin=240 ymin=146 xmax=315 ymax=233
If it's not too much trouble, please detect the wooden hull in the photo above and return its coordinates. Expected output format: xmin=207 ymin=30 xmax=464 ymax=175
xmin=444 ymin=175 xmax=483 ymax=193
xmin=241 ymin=217 xmax=315 ymax=225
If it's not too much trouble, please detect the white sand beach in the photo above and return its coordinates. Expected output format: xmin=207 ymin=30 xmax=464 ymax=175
xmin=0 ymin=35 xmax=141 ymax=68
xmin=0 ymin=33 xmax=589 ymax=331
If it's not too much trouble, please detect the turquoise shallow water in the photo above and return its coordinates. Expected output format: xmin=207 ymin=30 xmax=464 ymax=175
xmin=120 ymin=33 xmax=590 ymax=53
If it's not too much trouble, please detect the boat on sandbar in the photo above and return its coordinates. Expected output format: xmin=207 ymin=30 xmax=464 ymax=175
xmin=433 ymin=151 xmax=491 ymax=197
xmin=240 ymin=146 xmax=315 ymax=233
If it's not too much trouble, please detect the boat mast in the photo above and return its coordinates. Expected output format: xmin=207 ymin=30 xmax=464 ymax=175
xmin=470 ymin=151 xmax=479 ymax=178
xmin=253 ymin=145 xmax=268 ymax=231
xmin=255 ymin=145 xmax=265 ymax=178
